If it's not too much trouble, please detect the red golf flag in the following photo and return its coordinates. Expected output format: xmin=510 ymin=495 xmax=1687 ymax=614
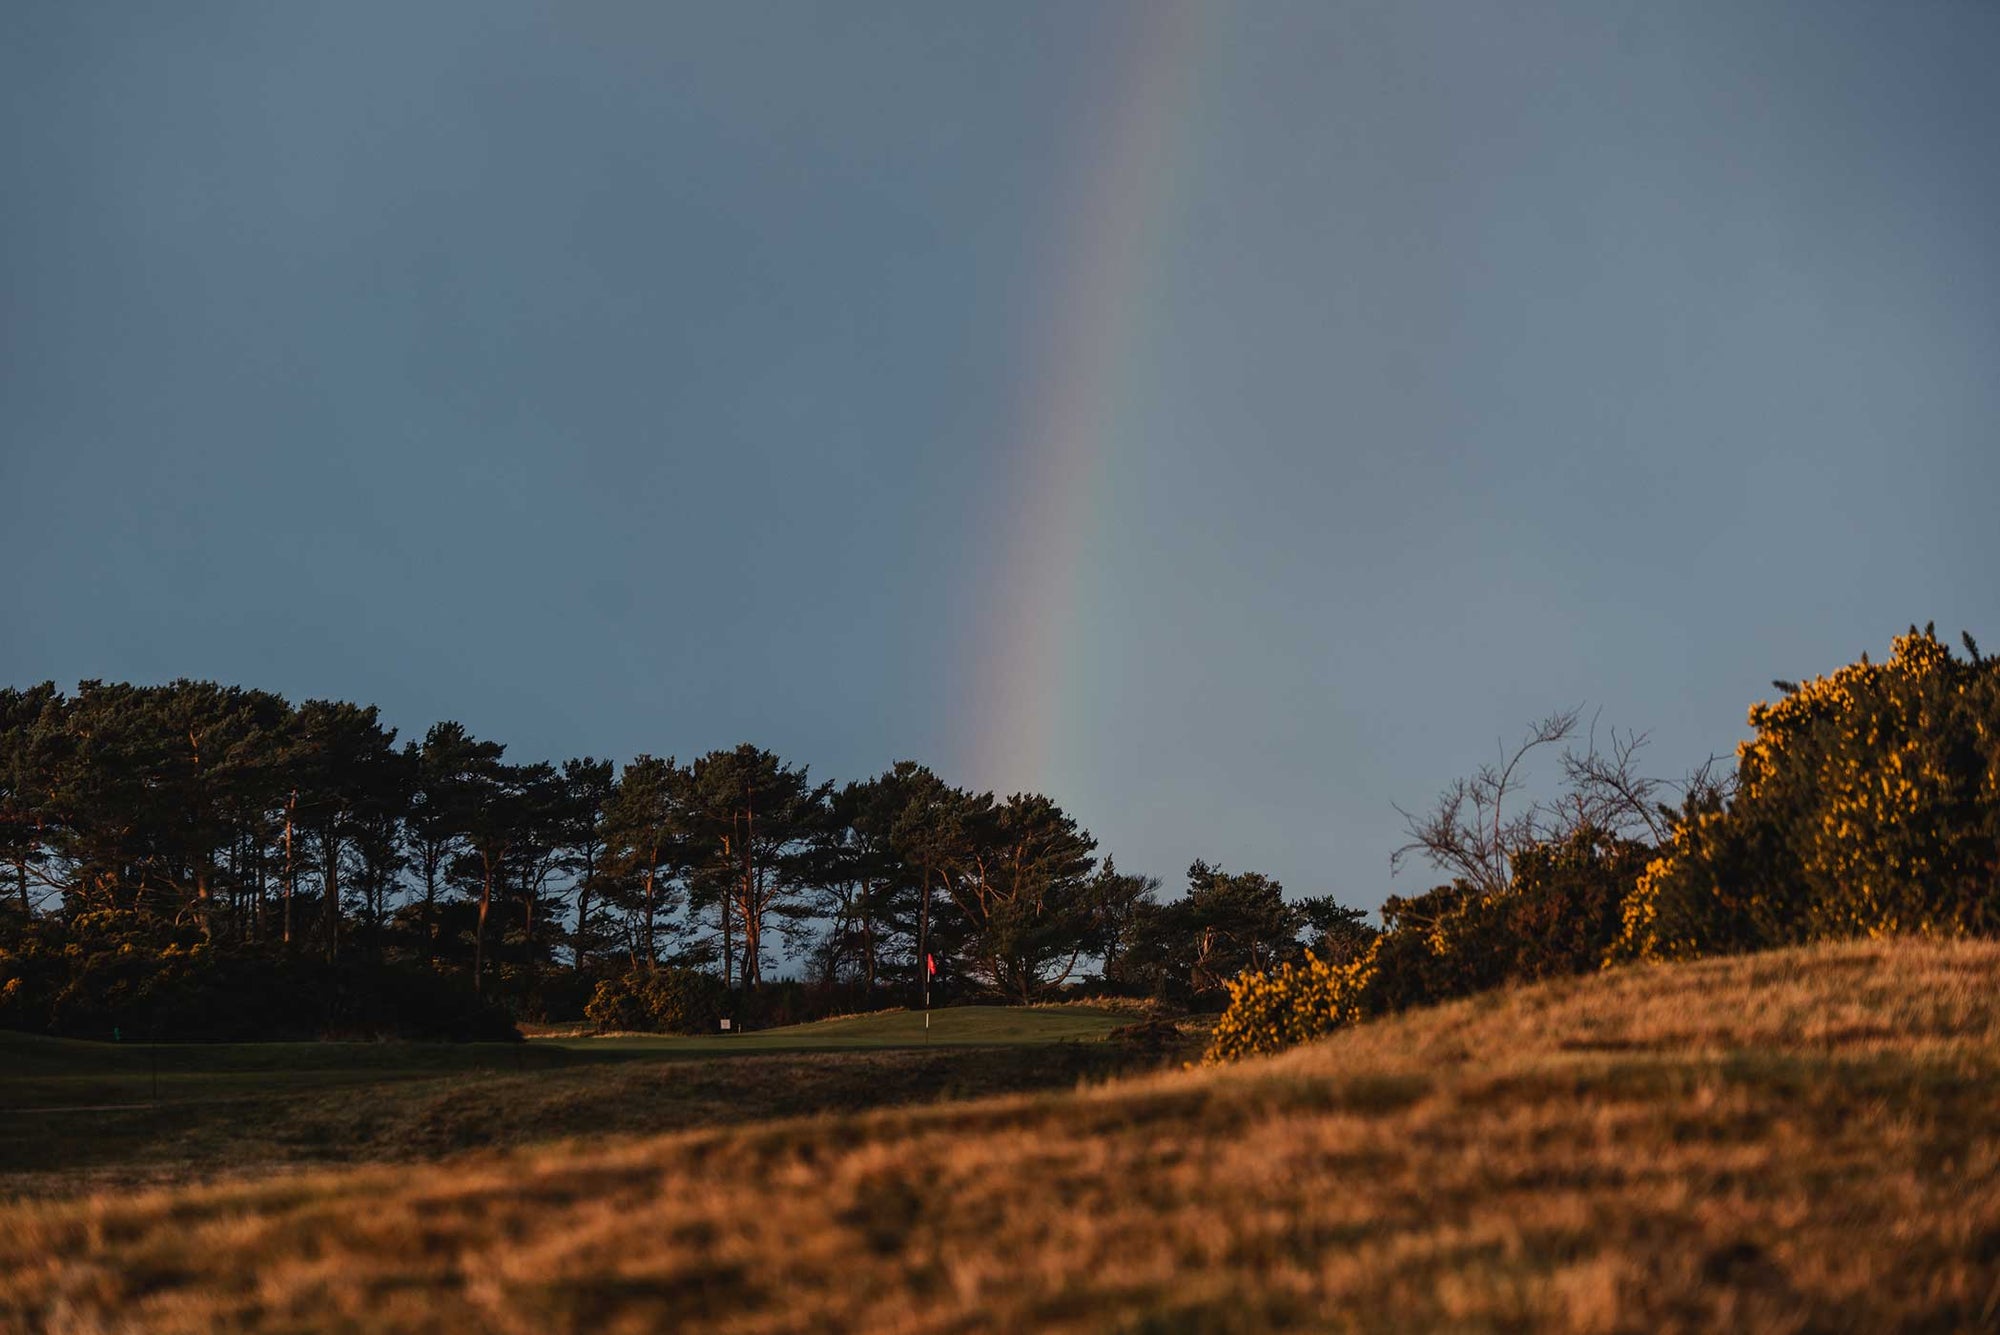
xmin=926 ymin=953 xmax=937 ymax=977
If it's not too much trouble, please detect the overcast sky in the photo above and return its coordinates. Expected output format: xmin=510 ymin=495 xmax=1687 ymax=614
xmin=5 ymin=1 xmax=1997 ymax=910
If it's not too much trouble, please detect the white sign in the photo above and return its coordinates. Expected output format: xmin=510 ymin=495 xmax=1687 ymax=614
xmin=719 ymin=1018 xmax=731 ymax=1031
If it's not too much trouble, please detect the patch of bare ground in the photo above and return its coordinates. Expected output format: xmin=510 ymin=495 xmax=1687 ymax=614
xmin=7 ymin=938 xmax=2000 ymax=1332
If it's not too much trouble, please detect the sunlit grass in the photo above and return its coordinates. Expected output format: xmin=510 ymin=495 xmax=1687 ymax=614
xmin=6 ymin=940 xmax=2000 ymax=1330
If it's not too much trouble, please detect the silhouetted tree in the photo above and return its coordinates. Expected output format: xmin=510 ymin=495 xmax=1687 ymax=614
xmin=0 ymin=685 xmax=66 ymax=920
xmin=560 ymin=757 xmax=615 ymax=972
xmin=932 ymin=792 xmax=1099 ymax=1003
xmin=291 ymin=700 xmax=399 ymax=962
xmin=405 ymin=722 xmax=503 ymax=961
xmin=599 ymin=754 xmax=685 ymax=969
xmin=685 ymin=746 xmax=830 ymax=990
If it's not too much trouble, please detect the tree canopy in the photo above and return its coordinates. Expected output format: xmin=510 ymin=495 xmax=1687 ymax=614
xmin=1 ymin=676 xmax=1360 ymax=1037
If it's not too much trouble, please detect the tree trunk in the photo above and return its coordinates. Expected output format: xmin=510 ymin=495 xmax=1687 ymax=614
xmin=231 ymin=832 xmax=244 ymax=946
xmin=523 ymin=879 xmax=535 ymax=965
xmin=422 ymin=848 xmax=440 ymax=963
xmin=322 ymin=830 xmax=340 ymax=963
xmin=719 ymin=832 xmax=734 ymax=993
xmin=522 ymin=866 xmax=543 ymax=992
xmin=282 ymin=791 xmax=296 ymax=948
xmin=475 ymin=857 xmax=494 ymax=996
xmin=642 ymin=864 xmax=658 ymax=969
xmin=861 ymin=879 xmax=876 ymax=991
xmin=740 ymin=795 xmax=759 ymax=989
xmin=719 ymin=894 xmax=729 ymax=985
xmin=918 ymin=866 xmax=932 ymax=1012
xmin=739 ymin=847 xmax=760 ymax=991
xmin=574 ymin=843 xmax=596 ymax=974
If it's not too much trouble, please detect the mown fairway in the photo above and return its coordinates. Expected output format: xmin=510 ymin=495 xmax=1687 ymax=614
xmin=541 ymin=1003 xmax=1132 ymax=1054
xmin=0 ymin=1006 xmax=1145 ymax=1195
xmin=7 ymin=940 xmax=2000 ymax=1332
xmin=2 ymin=1003 xmax=1129 ymax=1107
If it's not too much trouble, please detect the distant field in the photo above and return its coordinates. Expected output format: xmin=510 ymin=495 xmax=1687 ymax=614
xmin=1 ymin=1003 xmax=1127 ymax=1104
xmin=547 ymin=1004 xmax=1130 ymax=1054
xmin=6 ymin=939 xmax=1999 ymax=1332
xmin=0 ymin=1005 xmax=1149 ymax=1195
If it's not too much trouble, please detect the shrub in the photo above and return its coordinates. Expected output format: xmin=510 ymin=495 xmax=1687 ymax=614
xmin=1206 ymin=827 xmax=1648 ymax=1062
xmin=0 ymin=912 xmax=519 ymax=1041
xmin=1204 ymin=942 xmax=1381 ymax=1063
xmin=490 ymin=965 xmax=598 ymax=1025
xmin=1611 ymin=627 xmax=2000 ymax=962
xmin=1207 ymin=626 xmax=2000 ymax=1063
xmin=583 ymin=976 xmax=648 ymax=1032
xmin=585 ymin=967 xmax=727 ymax=1035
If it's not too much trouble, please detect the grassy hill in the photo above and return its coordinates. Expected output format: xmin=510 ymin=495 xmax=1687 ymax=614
xmin=7 ymin=940 xmax=2000 ymax=1331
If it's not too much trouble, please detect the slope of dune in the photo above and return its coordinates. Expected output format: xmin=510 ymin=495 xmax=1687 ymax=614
xmin=8 ymin=938 xmax=2000 ymax=1333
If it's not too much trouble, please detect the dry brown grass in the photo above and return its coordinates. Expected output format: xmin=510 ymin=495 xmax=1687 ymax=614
xmin=7 ymin=938 xmax=2000 ymax=1332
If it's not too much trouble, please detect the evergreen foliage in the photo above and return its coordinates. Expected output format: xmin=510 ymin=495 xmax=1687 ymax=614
xmin=7 ymin=677 xmax=1325 ymax=1037
xmin=1114 ymin=861 xmax=1347 ymax=1002
xmin=0 ymin=910 xmax=516 ymax=1041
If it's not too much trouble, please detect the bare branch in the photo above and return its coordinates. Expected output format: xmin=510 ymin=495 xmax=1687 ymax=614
xmin=1393 ymin=708 xmax=1581 ymax=896
xmin=1394 ymin=706 xmax=1735 ymax=896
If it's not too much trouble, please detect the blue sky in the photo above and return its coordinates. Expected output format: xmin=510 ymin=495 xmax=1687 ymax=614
xmin=4 ymin=1 xmax=1997 ymax=910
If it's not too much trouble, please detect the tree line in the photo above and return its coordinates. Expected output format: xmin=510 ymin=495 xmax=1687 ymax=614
xmin=0 ymin=678 xmax=1363 ymax=1037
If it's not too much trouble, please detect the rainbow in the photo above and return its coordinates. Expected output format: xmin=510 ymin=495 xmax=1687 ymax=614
xmin=968 ymin=0 xmax=1212 ymax=796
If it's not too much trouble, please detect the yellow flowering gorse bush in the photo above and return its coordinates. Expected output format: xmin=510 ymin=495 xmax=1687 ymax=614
xmin=1203 ymin=940 xmax=1381 ymax=1063
xmin=1213 ymin=627 xmax=2000 ymax=1061
xmin=1611 ymin=627 xmax=1999 ymax=962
